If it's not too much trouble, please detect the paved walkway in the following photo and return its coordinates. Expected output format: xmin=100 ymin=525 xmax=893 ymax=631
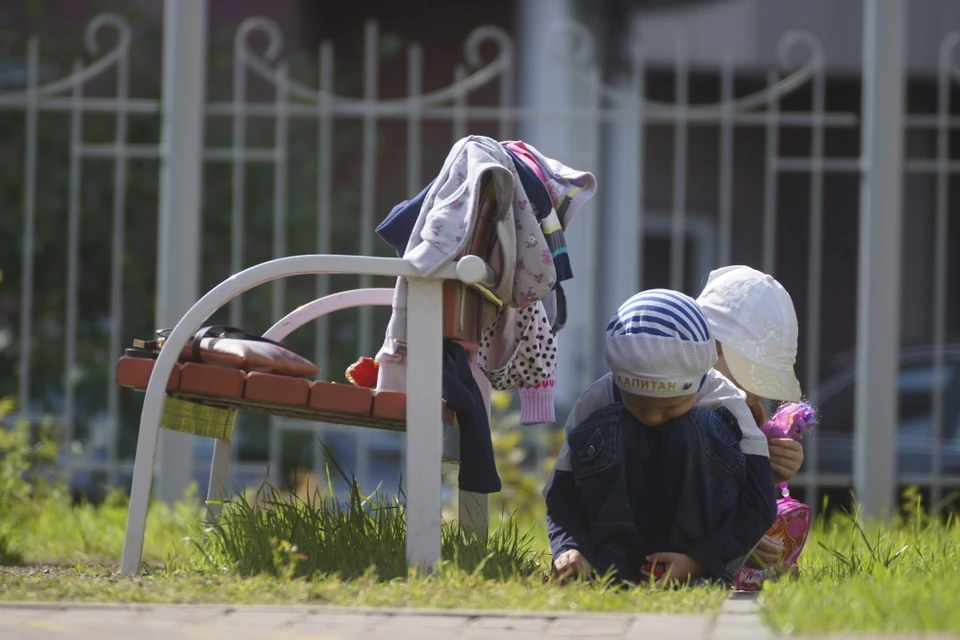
xmin=0 ymin=596 xmax=956 ymax=639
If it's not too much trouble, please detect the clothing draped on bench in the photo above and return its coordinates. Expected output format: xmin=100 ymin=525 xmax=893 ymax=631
xmin=374 ymin=135 xmax=597 ymax=493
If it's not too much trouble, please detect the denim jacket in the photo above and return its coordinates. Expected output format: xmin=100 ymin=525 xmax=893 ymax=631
xmin=564 ymin=403 xmax=746 ymax=581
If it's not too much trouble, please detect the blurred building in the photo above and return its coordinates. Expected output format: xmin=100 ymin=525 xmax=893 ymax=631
xmin=2 ymin=0 xmax=959 ymax=508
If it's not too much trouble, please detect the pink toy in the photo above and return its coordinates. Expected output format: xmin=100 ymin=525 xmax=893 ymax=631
xmin=759 ymin=401 xmax=818 ymax=440
xmin=733 ymin=401 xmax=818 ymax=592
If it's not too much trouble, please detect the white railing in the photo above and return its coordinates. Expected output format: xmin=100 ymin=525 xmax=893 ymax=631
xmin=3 ymin=11 xmax=959 ymax=513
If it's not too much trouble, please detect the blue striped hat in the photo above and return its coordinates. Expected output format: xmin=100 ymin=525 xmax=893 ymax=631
xmin=604 ymin=289 xmax=717 ymax=397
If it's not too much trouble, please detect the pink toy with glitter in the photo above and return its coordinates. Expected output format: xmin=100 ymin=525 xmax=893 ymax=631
xmin=733 ymin=401 xmax=818 ymax=592
xmin=760 ymin=401 xmax=818 ymax=440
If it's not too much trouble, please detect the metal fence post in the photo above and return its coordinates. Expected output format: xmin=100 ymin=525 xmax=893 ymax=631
xmin=518 ymin=1 xmax=602 ymax=406
xmin=853 ymin=0 xmax=906 ymax=519
xmin=154 ymin=0 xmax=208 ymax=503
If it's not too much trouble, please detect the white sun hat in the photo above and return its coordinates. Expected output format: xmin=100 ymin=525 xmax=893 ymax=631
xmin=696 ymin=265 xmax=802 ymax=402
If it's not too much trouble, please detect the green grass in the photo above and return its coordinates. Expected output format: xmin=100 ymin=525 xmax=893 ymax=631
xmin=2 ymin=487 xmax=199 ymax=565
xmin=0 ymin=469 xmax=725 ymax=614
xmin=193 ymin=459 xmax=544 ymax=582
xmin=0 ymin=563 xmax=727 ymax=612
xmin=761 ymin=490 xmax=960 ymax=635
xmin=0 ymin=399 xmax=725 ymax=615
xmin=10 ymin=395 xmax=960 ymax=629
xmin=0 ymin=486 xmax=726 ymax=614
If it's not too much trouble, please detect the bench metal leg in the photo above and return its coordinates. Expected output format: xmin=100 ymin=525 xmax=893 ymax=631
xmin=120 ymin=421 xmax=159 ymax=575
xmin=459 ymin=490 xmax=490 ymax=540
xmin=461 ymin=353 xmax=491 ymax=541
xmin=205 ymin=437 xmax=231 ymax=521
xmin=405 ymin=278 xmax=444 ymax=572
xmin=120 ymin=351 xmax=178 ymax=575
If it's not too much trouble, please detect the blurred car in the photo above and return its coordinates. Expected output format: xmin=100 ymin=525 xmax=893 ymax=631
xmin=813 ymin=345 xmax=960 ymax=479
xmin=62 ymin=431 xmax=269 ymax=503
xmin=62 ymin=422 xmax=410 ymax=503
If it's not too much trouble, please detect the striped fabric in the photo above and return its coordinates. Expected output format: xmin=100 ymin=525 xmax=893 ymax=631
xmin=606 ymin=289 xmax=711 ymax=343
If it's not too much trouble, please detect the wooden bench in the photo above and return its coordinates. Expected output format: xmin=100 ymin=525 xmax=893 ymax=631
xmin=118 ymin=193 xmax=503 ymax=576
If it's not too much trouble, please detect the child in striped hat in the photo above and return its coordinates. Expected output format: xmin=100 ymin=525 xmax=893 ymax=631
xmin=544 ymin=289 xmax=777 ymax=585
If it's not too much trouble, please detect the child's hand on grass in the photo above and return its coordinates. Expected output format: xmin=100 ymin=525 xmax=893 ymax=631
xmin=769 ymin=438 xmax=804 ymax=484
xmin=646 ymin=552 xmax=703 ymax=586
xmin=552 ymin=549 xmax=592 ymax=580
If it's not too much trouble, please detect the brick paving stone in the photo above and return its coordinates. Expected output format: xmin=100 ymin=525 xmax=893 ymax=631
xmin=544 ymin=616 xmax=635 ymax=637
xmin=625 ymin=614 xmax=715 ymax=640
xmin=466 ymin=615 xmax=553 ymax=633
xmin=1 ymin=600 xmax=958 ymax=640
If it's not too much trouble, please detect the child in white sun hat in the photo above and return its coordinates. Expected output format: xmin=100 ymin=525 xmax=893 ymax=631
xmin=544 ymin=289 xmax=777 ymax=585
xmin=697 ymin=265 xmax=802 ymax=406
xmin=697 ymin=265 xmax=806 ymax=573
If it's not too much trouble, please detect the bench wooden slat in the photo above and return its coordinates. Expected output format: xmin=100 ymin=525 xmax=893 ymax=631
xmin=180 ymin=362 xmax=245 ymax=399
xmin=245 ymin=371 xmax=310 ymax=407
xmin=116 ymin=356 xmax=459 ymax=432
xmin=309 ymin=380 xmax=373 ymax=416
xmin=161 ymin=391 xmax=461 ymax=461
xmin=116 ymin=356 xmax=182 ymax=390
xmin=371 ymin=389 xmax=407 ymax=421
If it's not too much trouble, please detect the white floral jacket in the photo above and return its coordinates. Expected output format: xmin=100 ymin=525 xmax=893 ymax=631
xmin=376 ymin=135 xmax=558 ymax=391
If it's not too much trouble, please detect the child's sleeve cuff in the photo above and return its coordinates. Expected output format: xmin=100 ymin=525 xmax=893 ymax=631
xmin=519 ymin=378 xmax=556 ymax=425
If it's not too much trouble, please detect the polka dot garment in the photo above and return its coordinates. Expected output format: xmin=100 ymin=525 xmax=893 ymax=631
xmin=477 ymin=300 xmax=558 ymax=391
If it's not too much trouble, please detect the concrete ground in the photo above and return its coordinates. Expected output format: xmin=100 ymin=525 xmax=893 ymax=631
xmin=0 ymin=595 xmax=955 ymax=640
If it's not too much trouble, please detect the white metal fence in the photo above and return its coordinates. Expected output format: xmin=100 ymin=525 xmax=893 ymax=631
xmin=3 ymin=10 xmax=959 ymax=511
